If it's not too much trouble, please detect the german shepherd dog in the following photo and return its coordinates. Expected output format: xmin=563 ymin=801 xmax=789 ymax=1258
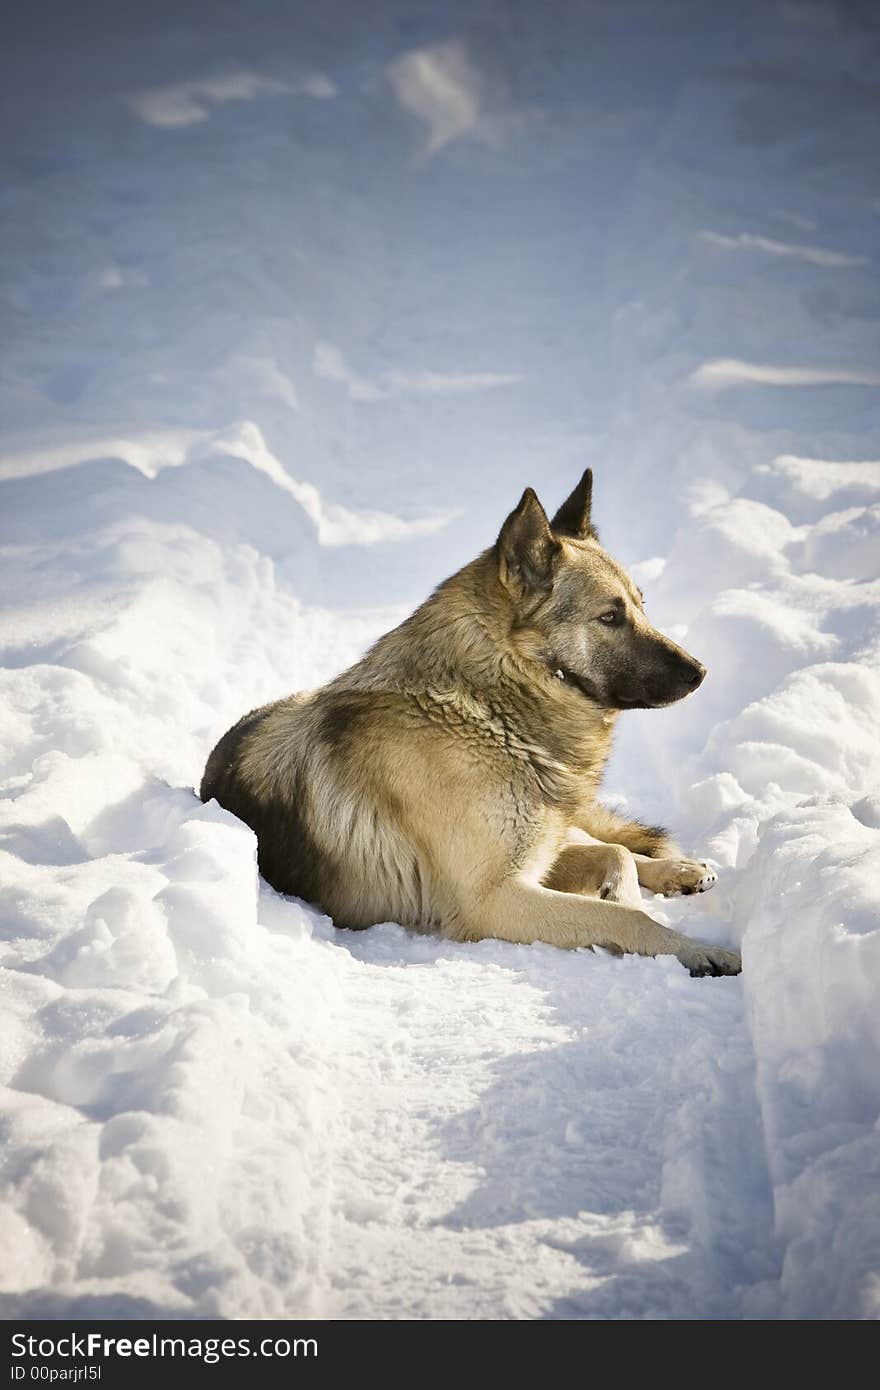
xmin=201 ymin=472 xmax=741 ymax=976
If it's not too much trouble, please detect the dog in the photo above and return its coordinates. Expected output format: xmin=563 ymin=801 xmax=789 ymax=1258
xmin=201 ymin=471 xmax=741 ymax=976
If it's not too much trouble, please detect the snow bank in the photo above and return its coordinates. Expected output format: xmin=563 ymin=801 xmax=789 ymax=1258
xmin=640 ymin=451 xmax=880 ymax=1319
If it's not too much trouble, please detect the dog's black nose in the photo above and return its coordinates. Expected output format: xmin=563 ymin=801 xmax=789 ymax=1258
xmin=671 ymin=653 xmax=705 ymax=692
xmin=685 ymin=661 xmax=706 ymax=690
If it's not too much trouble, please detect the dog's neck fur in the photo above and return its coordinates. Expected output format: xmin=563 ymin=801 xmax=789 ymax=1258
xmin=340 ymin=550 xmax=617 ymax=789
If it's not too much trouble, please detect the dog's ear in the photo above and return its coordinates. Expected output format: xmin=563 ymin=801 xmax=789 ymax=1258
xmin=550 ymin=468 xmax=596 ymax=539
xmin=497 ymin=488 xmax=560 ymax=599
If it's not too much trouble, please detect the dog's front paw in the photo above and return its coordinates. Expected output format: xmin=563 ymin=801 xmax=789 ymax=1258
xmin=641 ymin=858 xmax=718 ymax=897
xmin=676 ymin=941 xmax=741 ymax=978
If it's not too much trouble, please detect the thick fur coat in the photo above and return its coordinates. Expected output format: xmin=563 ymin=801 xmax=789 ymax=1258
xmin=201 ymin=472 xmax=740 ymax=976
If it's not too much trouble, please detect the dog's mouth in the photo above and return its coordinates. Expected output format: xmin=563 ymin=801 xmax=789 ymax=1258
xmin=609 ymin=685 xmax=697 ymax=710
xmin=551 ymin=668 xmax=683 ymax=710
xmin=550 ymin=665 xmax=601 ymax=702
xmin=549 ymin=648 xmax=705 ymax=711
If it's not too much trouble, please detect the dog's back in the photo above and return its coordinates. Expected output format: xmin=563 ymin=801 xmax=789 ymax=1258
xmin=200 ymin=686 xmax=433 ymax=929
xmin=200 ymin=539 xmax=556 ymax=934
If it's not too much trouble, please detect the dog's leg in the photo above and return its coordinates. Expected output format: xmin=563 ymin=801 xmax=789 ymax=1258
xmin=452 ymin=879 xmax=740 ymax=976
xmin=574 ymin=805 xmax=717 ymax=897
xmin=543 ymin=842 xmax=643 ymax=908
xmin=633 ymin=854 xmax=718 ymax=897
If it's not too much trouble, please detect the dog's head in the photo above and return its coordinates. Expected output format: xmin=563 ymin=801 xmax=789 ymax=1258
xmin=495 ymin=471 xmax=705 ymax=709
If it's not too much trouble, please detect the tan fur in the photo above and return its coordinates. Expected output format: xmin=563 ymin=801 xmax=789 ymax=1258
xmin=201 ymin=475 xmax=740 ymax=977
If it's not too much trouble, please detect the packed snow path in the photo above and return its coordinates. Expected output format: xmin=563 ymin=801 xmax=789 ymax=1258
xmin=1 ymin=2 xmax=879 ymax=1319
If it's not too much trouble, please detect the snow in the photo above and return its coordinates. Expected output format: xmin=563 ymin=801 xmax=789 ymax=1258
xmin=689 ymin=360 xmax=880 ymax=391
xmin=1 ymin=0 xmax=879 ymax=1320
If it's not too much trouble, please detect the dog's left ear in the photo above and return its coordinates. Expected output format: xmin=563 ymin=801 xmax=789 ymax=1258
xmin=497 ymin=488 xmax=560 ymax=600
xmin=551 ymin=468 xmax=596 ymax=539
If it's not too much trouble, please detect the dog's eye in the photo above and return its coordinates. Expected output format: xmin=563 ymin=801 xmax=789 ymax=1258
xmin=597 ymin=610 xmax=620 ymax=625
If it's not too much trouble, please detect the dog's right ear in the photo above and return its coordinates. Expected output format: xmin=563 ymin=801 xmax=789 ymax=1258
xmin=550 ymin=468 xmax=596 ymax=539
xmin=497 ymin=488 xmax=560 ymax=600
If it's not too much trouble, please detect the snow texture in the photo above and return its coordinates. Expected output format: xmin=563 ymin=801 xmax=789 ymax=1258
xmin=1 ymin=0 xmax=878 ymax=1320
